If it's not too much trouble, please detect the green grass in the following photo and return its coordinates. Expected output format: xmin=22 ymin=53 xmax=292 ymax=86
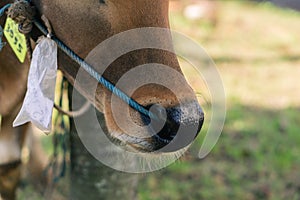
xmin=138 ymin=1 xmax=300 ymax=200
xmin=138 ymin=105 xmax=300 ymax=200
xmin=18 ymin=1 xmax=300 ymax=199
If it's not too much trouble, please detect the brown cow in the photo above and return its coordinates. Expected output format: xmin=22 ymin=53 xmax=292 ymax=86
xmin=0 ymin=0 xmax=204 ymax=199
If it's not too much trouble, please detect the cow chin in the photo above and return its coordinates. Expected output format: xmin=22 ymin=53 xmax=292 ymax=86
xmin=110 ymin=131 xmax=190 ymax=155
xmin=112 ymin=132 xmax=157 ymax=153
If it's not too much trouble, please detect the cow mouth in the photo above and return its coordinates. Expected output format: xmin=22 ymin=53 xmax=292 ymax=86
xmin=113 ymin=133 xmax=174 ymax=153
xmin=110 ymin=104 xmax=204 ymax=153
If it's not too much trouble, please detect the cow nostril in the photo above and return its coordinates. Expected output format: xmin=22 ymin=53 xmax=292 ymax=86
xmin=142 ymin=102 xmax=204 ymax=152
xmin=149 ymin=104 xmax=167 ymax=121
xmin=154 ymin=117 xmax=180 ymax=142
xmin=143 ymin=104 xmax=177 ymax=141
xmin=151 ymin=102 xmax=204 ymax=152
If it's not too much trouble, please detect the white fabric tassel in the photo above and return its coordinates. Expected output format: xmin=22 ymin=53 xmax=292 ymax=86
xmin=13 ymin=37 xmax=58 ymax=133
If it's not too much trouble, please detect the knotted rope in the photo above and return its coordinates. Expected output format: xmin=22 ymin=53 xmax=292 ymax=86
xmin=7 ymin=0 xmax=35 ymax=34
xmin=7 ymin=0 xmax=35 ymax=59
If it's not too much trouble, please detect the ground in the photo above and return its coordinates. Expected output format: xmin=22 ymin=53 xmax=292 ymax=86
xmin=18 ymin=1 xmax=300 ymax=199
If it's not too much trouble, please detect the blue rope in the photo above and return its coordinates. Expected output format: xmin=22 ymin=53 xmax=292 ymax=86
xmin=33 ymin=21 xmax=156 ymax=120
xmin=0 ymin=26 xmax=5 ymax=51
xmin=0 ymin=3 xmax=156 ymax=120
xmin=0 ymin=4 xmax=11 ymax=51
xmin=0 ymin=4 xmax=11 ymax=17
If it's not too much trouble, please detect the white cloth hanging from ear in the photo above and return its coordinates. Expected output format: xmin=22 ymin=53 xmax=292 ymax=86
xmin=13 ymin=36 xmax=58 ymax=133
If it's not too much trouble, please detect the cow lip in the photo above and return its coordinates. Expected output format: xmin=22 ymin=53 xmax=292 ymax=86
xmin=113 ymin=133 xmax=171 ymax=152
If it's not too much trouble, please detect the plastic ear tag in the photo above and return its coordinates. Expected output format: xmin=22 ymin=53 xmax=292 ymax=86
xmin=13 ymin=37 xmax=58 ymax=133
xmin=4 ymin=17 xmax=27 ymax=63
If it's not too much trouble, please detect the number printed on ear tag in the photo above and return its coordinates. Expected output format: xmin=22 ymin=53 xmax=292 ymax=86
xmin=4 ymin=17 xmax=27 ymax=63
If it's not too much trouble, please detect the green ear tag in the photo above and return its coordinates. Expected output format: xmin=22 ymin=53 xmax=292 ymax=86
xmin=4 ymin=17 xmax=27 ymax=63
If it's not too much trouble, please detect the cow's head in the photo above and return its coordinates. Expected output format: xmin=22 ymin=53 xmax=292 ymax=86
xmin=32 ymin=0 xmax=204 ymax=152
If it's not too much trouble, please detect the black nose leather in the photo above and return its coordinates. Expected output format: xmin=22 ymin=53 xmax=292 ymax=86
xmin=148 ymin=101 xmax=204 ymax=152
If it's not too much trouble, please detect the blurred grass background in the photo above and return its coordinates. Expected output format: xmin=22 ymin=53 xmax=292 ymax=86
xmin=138 ymin=1 xmax=300 ymax=200
xmin=18 ymin=0 xmax=300 ymax=199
